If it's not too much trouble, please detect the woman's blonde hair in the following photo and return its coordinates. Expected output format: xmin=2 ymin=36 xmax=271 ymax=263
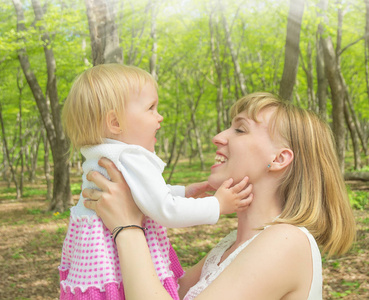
xmin=62 ymin=64 xmax=157 ymax=150
xmin=231 ymin=92 xmax=356 ymax=257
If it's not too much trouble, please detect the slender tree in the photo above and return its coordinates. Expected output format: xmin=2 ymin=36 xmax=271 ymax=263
xmin=17 ymin=69 xmax=24 ymax=196
xmin=149 ymin=0 xmax=159 ymax=80
xmin=364 ymin=0 xmax=369 ymax=102
xmin=319 ymin=0 xmax=346 ymax=173
xmin=218 ymin=0 xmax=247 ymax=96
xmin=12 ymin=0 xmax=72 ymax=211
xmin=316 ymin=35 xmax=328 ymax=121
xmin=0 ymin=102 xmax=21 ymax=199
xmin=279 ymin=0 xmax=305 ymax=101
xmin=85 ymin=0 xmax=123 ymax=65
xmin=209 ymin=7 xmax=224 ymax=133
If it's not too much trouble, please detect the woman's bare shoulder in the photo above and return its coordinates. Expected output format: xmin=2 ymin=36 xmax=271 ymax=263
xmin=261 ymin=223 xmax=310 ymax=244
xmin=199 ymin=224 xmax=314 ymax=299
xmin=244 ymin=223 xmax=313 ymax=268
xmin=252 ymin=223 xmax=313 ymax=267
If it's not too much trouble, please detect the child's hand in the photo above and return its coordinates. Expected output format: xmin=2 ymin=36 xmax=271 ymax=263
xmin=185 ymin=181 xmax=215 ymax=198
xmin=214 ymin=177 xmax=253 ymax=215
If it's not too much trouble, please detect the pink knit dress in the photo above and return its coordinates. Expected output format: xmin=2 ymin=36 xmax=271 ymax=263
xmin=59 ymin=216 xmax=184 ymax=300
xmin=58 ymin=141 xmax=219 ymax=300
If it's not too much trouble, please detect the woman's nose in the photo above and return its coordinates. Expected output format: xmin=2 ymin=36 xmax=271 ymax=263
xmin=157 ymin=112 xmax=164 ymax=123
xmin=212 ymin=130 xmax=228 ymax=146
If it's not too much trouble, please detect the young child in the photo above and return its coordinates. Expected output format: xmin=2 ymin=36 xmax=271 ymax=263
xmin=58 ymin=64 xmax=251 ymax=300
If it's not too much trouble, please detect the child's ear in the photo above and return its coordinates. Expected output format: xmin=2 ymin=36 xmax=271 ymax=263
xmin=270 ymin=148 xmax=293 ymax=171
xmin=106 ymin=110 xmax=121 ymax=135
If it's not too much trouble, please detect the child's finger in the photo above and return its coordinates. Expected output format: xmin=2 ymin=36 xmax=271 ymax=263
xmin=238 ymin=184 xmax=253 ymax=198
xmin=230 ymin=176 xmax=249 ymax=193
xmin=237 ymin=194 xmax=253 ymax=210
xmin=220 ymin=178 xmax=234 ymax=189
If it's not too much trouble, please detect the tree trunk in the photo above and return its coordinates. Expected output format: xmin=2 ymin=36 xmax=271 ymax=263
xmin=344 ymin=172 xmax=369 ymax=181
xmin=126 ymin=2 xmax=150 ymax=65
xmin=318 ymin=0 xmax=346 ymax=173
xmin=0 ymin=103 xmax=21 ymax=200
xmin=166 ymin=138 xmax=185 ymax=184
xmin=189 ymin=102 xmax=205 ymax=171
xmin=13 ymin=0 xmax=72 ymax=211
xmin=345 ymin=91 xmax=368 ymax=157
xmin=322 ymin=38 xmax=346 ymax=172
xmin=42 ymin=129 xmax=53 ymax=201
xmin=17 ymin=69 xmax=24 ymax=197
xmin=1 ymin=144 xmax=9 ymax=182
xmin=166 ymin=76 xmax=180 ymax=168
xmin=209 ymin=8 xmax=224 ymax=133
xmin=300 ymin=42 xmax=316 ymax=111
xmin=279 ymin=0 xmax=305 ymax=101
xmin=184 ymin=76 xmax=206 ymax=170
xmin=344 ymin=101 xmax=361 ymax=170
xmin=218 ymin=0 xmax=247 ymax=96
xmin=85 ymin=0 xmax=123 ymax=65
xmin=316 ymin=37 xmax=328 ymax=121
xmin=361 ymin=0 xmax=369 ymax=114
xmin=149 ymin=0 xmax=158 ymax=80
xmin=29 ymin=131 xmax=41 ymax=183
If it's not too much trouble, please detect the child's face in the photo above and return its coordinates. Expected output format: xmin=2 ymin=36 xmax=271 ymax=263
xmin=120 ymin=83 xmax=163 ymax=152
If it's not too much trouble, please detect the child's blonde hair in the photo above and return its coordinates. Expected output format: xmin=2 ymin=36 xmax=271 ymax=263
xmin=231 ymin=92 xmax=356 ymax=257
xmin=62 ymin=64 xmax=157 ymax=150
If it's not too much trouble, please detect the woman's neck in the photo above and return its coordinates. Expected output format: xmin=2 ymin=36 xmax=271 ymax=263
xmin=234 ymin=183 xmax=282 ymax=245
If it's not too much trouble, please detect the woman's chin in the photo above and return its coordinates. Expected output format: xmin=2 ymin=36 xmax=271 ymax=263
xmin=207 ymin=176 xmax=222 ymax=190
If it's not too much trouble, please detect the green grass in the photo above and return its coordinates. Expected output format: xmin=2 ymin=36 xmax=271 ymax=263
xmin=330 ymin=280 xmax=362 ymax=298
xmin=0 ymin=154 xmax=368 ymax=299
xmin=163 ymin=154 xmax=214 ymax=185
xmin=348 ymin=188 xmax=369 ymax=210
xmin=0 ymin=186 xmax=47 ymax=200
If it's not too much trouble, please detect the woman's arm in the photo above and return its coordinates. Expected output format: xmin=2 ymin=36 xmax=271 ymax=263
xmin=83 ymin=158 xmax=173 ymax=300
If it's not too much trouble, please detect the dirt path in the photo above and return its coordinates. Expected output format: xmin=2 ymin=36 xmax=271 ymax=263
xmin=0 ymin=196 xmax=368 ymax=299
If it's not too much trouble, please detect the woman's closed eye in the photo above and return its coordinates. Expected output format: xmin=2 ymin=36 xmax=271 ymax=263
xmin=235 ymin=128 xmax=246 ymax=133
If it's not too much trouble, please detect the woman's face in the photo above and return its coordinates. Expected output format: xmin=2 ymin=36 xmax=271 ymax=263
xmin=208 ymin=108 xmax=278 ymax=189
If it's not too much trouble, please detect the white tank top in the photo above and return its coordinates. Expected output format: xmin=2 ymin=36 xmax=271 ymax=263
xmin=184 ymin=226 xmax=322 ymax=300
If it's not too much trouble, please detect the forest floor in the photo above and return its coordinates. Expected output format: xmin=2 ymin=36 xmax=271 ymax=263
xmin=0 ymin=179 xmax=368 ymax=299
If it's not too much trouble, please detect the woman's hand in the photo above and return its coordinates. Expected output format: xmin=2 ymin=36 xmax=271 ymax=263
xmin=83 ymin=157 xmax=144 ymax=232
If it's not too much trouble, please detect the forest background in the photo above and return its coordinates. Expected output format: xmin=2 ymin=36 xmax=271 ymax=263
xmin=1 ymin=0 xmax=369 ymax=299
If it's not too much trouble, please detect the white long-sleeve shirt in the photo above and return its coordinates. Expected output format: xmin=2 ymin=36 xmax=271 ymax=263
xmin=72 ymin=139 xmax=220 ymax=228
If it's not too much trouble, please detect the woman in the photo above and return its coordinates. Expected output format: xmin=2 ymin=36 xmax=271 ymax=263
xmin=84 ymin=92 xmax=356 ymax=299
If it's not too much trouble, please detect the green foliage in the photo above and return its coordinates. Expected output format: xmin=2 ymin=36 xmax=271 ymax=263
xmin=347 ymin=187 xmax=369 ymax=210
xmin=70 ymin=182 xmax=82 ymax=195
xmin=26 ymin=208 xmax=42 ymax=215
xmin=330 ymin=280 xmax=361 ymax=298
xmin=1 ymin=0 xmax=369 ymax=193
xmin=52 ymin=210 xmax=70 ymax=220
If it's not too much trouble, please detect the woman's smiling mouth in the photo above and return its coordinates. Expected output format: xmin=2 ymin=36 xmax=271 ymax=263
xmin=212 ymin=153 xmax=228 ymax=169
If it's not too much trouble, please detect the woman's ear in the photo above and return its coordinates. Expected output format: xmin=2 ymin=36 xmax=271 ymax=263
xmin=106 ymin=110 xmax=121 ymax=135
xmin=270 ymin=148 xmax=294 ymax=171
